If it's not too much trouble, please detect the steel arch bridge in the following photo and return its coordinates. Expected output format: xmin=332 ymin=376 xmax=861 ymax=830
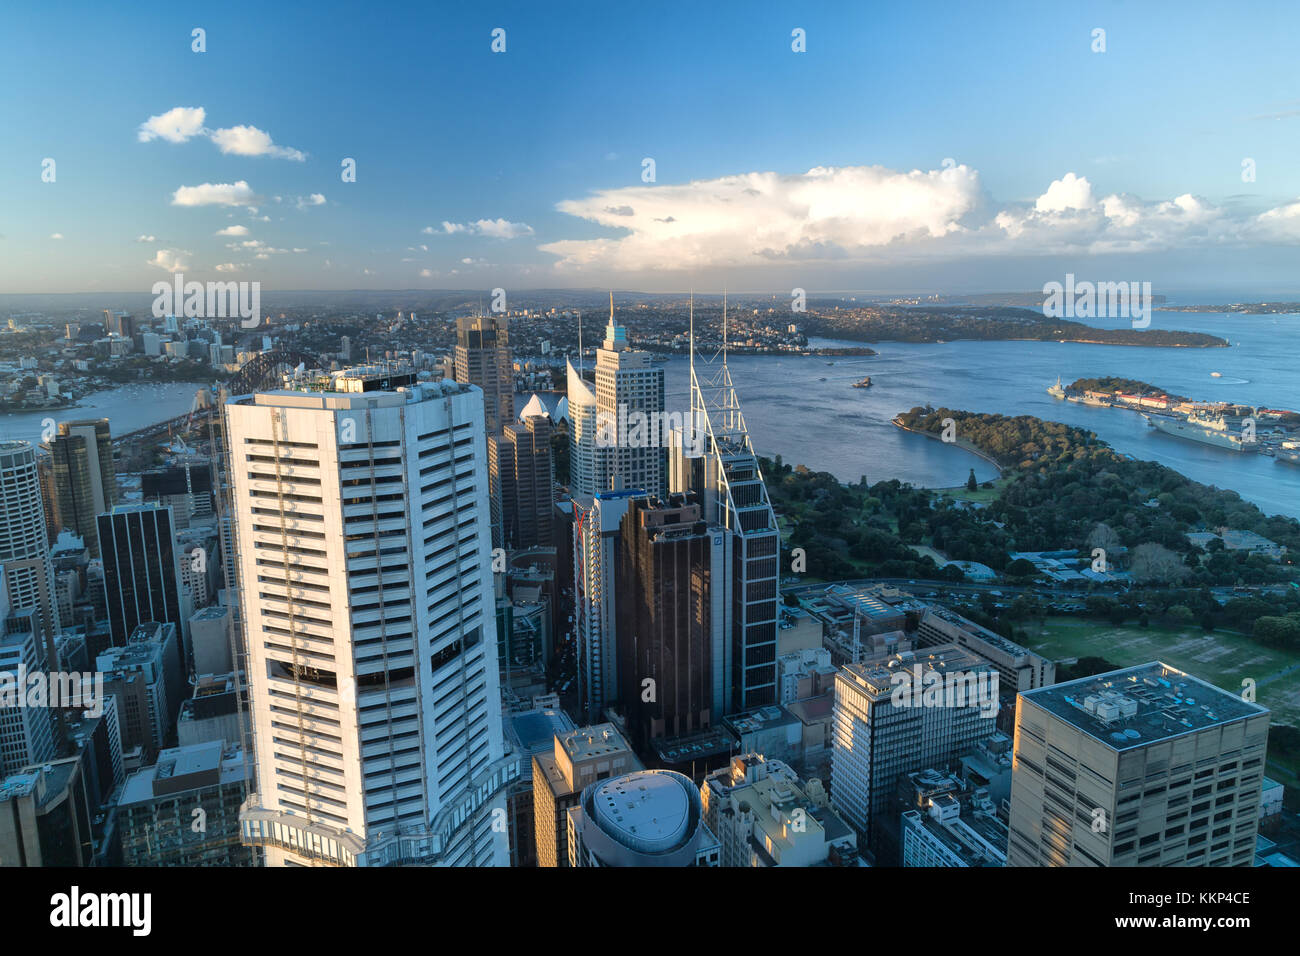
xmin=227 ymin=349 xmax=324 ymax=394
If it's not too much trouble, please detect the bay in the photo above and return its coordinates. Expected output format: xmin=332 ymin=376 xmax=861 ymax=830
xmin=661 ymin=310 xmax=1300 ymax=520
xmin=0 ymin=382 xmax=209 ymax=447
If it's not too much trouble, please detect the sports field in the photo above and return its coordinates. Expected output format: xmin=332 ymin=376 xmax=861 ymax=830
xmin=1023 ymin=616 xmax=1300 ymax=730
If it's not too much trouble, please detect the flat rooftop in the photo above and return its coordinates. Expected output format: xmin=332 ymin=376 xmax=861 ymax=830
xmin=511 ymin=708 xmax=575 ymax=755
xmin=1021 ymin=661 xmax=1268 ymax=749
xmin=119 ymin=742 xmax=245 ymax=806
xmin=560 ymin=724 xmax=629 ymax=761
xmin=923 ymin=606 xmax=1038 ymax=661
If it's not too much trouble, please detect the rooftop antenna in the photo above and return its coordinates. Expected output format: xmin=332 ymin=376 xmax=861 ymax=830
xmin=722 ymin=287 xmax=728 ymax=365
xmin=689 ymin=290 xmax=695 ymax=369
xmin=577 ymin=309 xmax=583 ymax=372
xmin=609 ymin=290 xmax=615 ymax=325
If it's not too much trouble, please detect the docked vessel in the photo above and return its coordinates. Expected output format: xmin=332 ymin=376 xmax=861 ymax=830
xmin=1145 ymin=413 xmax=1258 ymax=452
xmin=1046 ymin=375 xmax=1066 ymax=400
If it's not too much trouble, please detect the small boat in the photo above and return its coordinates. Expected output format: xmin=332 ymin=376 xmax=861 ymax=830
xmin=1210 ymin=372 xmax=1222 ymax=378
xmin=818 ymin=377 xmax=827 ymax=382
xmin=851 ymin=376 xmax=872 ymax=389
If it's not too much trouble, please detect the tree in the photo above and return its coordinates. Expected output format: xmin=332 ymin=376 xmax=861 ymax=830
xmin=1087 ymin=521 xmax=1121 ymax=554
xmin=966 ymin=468 xmax=977 ymax=492
xmin=1006 ymin=558 xmax=1038 ymax=579
xmin=1129 ymin=542 xmax=1189 ymax=585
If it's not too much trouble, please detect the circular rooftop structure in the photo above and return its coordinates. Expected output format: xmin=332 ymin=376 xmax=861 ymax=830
xmin=591 ymin=771 xmax=692 ymax=855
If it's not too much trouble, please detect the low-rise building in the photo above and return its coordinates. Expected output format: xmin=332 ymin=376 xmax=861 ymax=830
xmin=900 ymin=768 xmax=1008 ymax=867
xmin=532 ymin=722 xmax=641 ymax=867
xmin=117 ymin=740 xmax=250 ymax=866
xmin=917 ymin=607 xmax=1055 ymax=694
xmin=702 ymin=754 xmax=858 ymax=866
xmin=566 ymin=769 xmax=719 ymax=867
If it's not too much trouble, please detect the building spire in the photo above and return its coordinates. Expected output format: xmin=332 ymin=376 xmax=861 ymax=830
xmin=609 ymin=290 xmax=615 ymax=326
xmin=689 ymin=290 xmax=695 ymax=371
xmin=577 ymin=309 xmax=583 ymax=373
xmin=722 ymin=288 xmax=728 ymax=365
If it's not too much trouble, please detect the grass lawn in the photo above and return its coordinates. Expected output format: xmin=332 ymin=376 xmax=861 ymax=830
xmin=1023 ymin=616 xmax=1300 ymax=729
xmin=933 ymin=474 xmax=1016 ymax=505
xmin=909 ymin=544 xmax=948 ymax=565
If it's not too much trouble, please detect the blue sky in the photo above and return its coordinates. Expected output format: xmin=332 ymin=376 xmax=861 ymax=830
xmin=4 ymin=0 xmax=1300 ymax=294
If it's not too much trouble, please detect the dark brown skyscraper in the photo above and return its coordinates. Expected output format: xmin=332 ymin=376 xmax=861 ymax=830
xmin=454 ymin=315 xmax=514 ymax=436
xmin=616 ymin=496 xmax=723 ymax=753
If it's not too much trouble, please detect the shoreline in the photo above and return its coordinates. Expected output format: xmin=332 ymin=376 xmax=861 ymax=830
xmin=890 ymin=418 xmax=1006 ymax=477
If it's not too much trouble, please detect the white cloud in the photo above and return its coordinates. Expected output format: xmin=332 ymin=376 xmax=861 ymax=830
xmin=149 ymin=249 xmax=190 ymax=272
xmin=1249 ymin=199 xmax=1300 ymax=241
xmin=1034 ymin=172 xmax=1095 ymax=213
xmin=433 ymin=219 xmax=534 ymax=238
xmin=542 ymin=164 xmax=981 ymax=271
xmin=216 ymin=225 xmax=249 ymax=237
xmin=295 ymin=193 xmax=326 ymax=210
xmin=171 ymin=181 xmax=259 ymax=207
xmin=138 ymin=106 xmax=207 ymax=143
xmin=135 ymin=234 xmax=157 ymax=243
xmin=544 ymin=162 xmax=1300 ymax=269
xmin=214 ymin=263 xmax=240 ymax=273
xmin=419 ymin=268 xmax=434 ymax=277
xmin=49 ymin=233 xmax=63 ymax=240
xmin=989 ymin=175 xmax=1230 ymax=254
xmin=138 ymin=107 xmax=306 ymax=162
xmin=209 ymin=125 xmax=306 ymax=161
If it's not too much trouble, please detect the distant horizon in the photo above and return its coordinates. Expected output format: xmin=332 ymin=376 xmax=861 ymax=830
xmin=5 ymin=286 xmax=1300 ymax=308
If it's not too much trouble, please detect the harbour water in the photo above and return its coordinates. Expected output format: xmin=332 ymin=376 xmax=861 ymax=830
xmin=0 ymin=382 xmax=208 ymax=448
xmin=661 ymin=310 xmax=1300 ymax=519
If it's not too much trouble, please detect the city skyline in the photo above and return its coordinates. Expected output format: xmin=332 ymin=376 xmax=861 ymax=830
xmin=3 ymin=1 xmax=1300 ymax=917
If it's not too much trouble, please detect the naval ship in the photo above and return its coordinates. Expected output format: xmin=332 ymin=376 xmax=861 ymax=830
xmin=1144 ymin=412 xmax=1258 ymax=452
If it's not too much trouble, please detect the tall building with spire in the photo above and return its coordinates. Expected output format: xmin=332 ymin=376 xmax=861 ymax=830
xmin=228 ymin=366 xmax=512 ymax=866
xmin=568 ymin=299 xmax=668 ymax=720
xmin=566 ymin=298 xmax=668 ymax=500
xmin=592 ymin=295 xmax=665 ymax=498
xmin=671 ymin=295 xmax=782 ymax=711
